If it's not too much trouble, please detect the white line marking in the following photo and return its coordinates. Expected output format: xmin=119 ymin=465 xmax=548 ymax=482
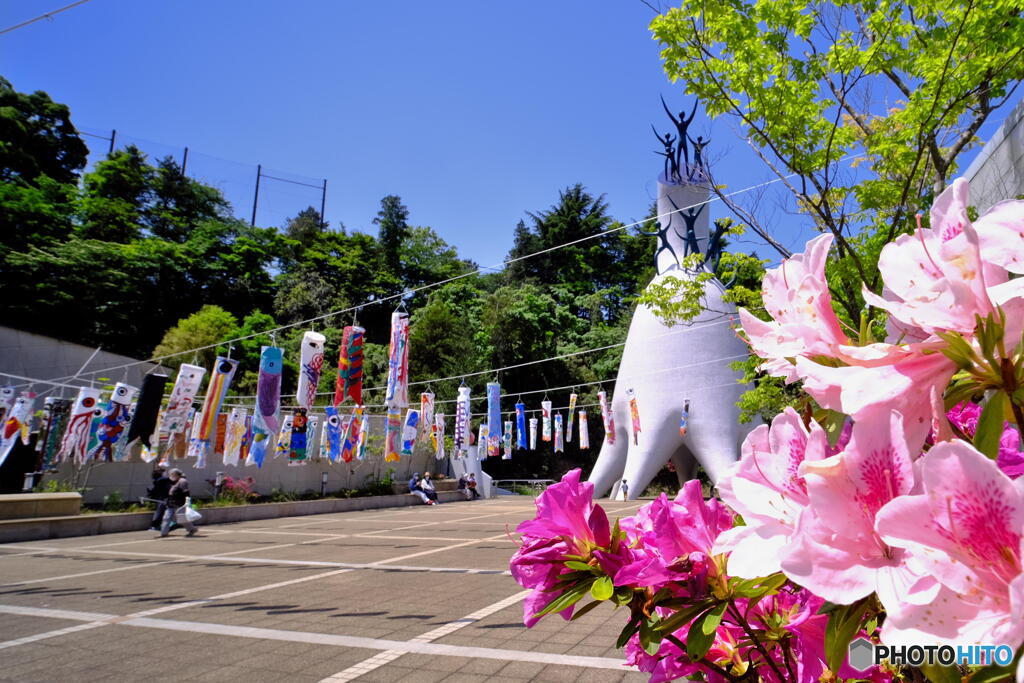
xmin=370 ymin=533 xmax=510 ymax=565
xmin=0 ymin=545 xmax=511 ymax=575
xmin=0 ymin=621 xmax=106 ymax=649
xmin=125 ymin=614 xmax=631 ymax=669
xmin=0 ymin=559 xmax=181 ymax=586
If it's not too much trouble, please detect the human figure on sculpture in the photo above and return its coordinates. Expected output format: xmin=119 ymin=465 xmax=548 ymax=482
xmin=690 ymin=135 xmax=710 ymax=179
xmin=652 ymin=126 xmax=679 ymax=182
xmin=662 ymin=96 xmax=697 ymax=171
xmin=676 ymin=204 xmax=706 ymax=257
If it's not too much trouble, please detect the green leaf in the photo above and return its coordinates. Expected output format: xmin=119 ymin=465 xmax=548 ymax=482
xmin=731 ymin=573 xmax=788 ymax=599
xmin=616 ymin=615 xmax=642 ymax=650
xmin=638 ymin=617 xmax=663 ymax=656
xmin=613 ymin=586 xmax=634 ymax=606
xmin=701 ymin=602 xmax=727 ymax=636
xmin=824 ymin=598 xmax=869 ymax=673
xmin=565 ymin=560 xmax=594 ymax=572
xmin=686 ymin=611 xmax=717 ymax=661
xmin=530 ymin=582 xmax=591 ymax=620
xmin=591 ymin=576 xmax=614 ymax=601
xmin=975 ymin=392 xmax=1009 ymax=459
xmin=967 ymin=662 xmax=1016 ymax=682
xmin=920 ymin=663 xmax=961 ymax=683
xmin=655 ymin=601 xmax=715 ymax=635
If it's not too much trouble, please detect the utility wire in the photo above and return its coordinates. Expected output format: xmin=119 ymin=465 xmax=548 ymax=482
xmin=0 ymin=0 xmax=94 ymax=36
xmin=218 ymin=351 xmax=750 ymax=412
xmin=44 ymin=167 xmax=801 ymax=384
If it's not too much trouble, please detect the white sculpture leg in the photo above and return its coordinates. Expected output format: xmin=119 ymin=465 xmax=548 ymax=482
xmin=588 ymin=177 xmax=752 ymax=500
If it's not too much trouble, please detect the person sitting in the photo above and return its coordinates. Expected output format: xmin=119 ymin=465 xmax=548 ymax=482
xmin=160 ymin=469 xmax=197 ymax=537
xmin=147 ymin=465 xmax=171 ymax=531
xmin=420 ymin=472 xmax=440 ymax=504
xmin=466 ymin=473 xmax=481 ymax=500
xmin=457 ymin=474 xmax=472 ymax=500
xmin=408 ymin=473 xmax=433 ymax=505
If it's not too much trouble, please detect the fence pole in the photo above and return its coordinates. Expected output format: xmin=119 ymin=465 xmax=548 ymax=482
xmin=320 ymin=179 xmax=327 ymax=230
xmin=251 ymin=164 xmax=262 ymax=226
xmin=108 ymin=129 xmax=116 ymax=155
xmin=181 ymin=146 xmax=189 ymax=175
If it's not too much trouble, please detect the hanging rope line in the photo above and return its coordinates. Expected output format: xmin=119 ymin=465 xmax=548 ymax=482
xmin=40 ymin=164 xmax=807 ymax=384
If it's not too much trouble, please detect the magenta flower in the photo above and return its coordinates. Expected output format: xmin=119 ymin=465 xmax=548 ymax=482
xmin=947 ymin=401 xmax=1024 ymax=479
xmin=714 ymin=407 xmax=827 ymax=577
xmin=780 ymin=410 xmax=939 ymax=611
xmin=615 ymin=480 xmax=732 ymax=592
xmin=510 ymin=468 xmax=627 ymax=627
xmin=876 ymin=440 xmax=1024 ymax=649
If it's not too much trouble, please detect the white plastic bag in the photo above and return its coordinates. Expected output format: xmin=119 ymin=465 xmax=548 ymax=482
xmin=175 ymin=496 xmax=202 ymax=524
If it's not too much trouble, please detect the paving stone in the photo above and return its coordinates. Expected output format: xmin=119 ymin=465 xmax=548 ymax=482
xmin=0 ymin=499 xmax=639 ymax=681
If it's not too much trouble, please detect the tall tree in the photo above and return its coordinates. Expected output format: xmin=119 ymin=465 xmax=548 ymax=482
xmin=0 ymin=77 xmax=87 ymax=186
xmin=373 ymin=194 xmax=410 ymax=274
xmin=650 ymin=0 xmax=1024 ymax=321
xmin=148 ymin=156 xmax=230 ymax=242
xmin=505 ymin=184 xmax=643 ymax=319
xmin=78 ymin=145 xmax=155 ymax=243
xmin=283 ymin=206 xmax=326 ymax=248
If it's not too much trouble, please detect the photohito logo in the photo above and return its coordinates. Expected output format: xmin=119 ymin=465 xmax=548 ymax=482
xmin=847 ymin=638 xmax=1015 ymax=671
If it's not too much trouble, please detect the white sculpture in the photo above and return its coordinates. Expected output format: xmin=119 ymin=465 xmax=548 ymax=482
xmin=587 ymin=166 xmax=750 ymax=500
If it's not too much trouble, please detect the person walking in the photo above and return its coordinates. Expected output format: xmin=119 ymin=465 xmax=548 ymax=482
xmin=147 ymin=465 xmax=171 ymax=531
xmin=420 ymin=472 xmax=440 ymax=504
xmin=466 ymin=473 xmax=481 ymax=500
xmin=160 ymin=469 xmax=197 ymax=537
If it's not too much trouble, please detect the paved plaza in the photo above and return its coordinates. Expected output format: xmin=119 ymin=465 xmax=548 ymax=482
xmin=0 ymin=497 xmax=648 ymax=682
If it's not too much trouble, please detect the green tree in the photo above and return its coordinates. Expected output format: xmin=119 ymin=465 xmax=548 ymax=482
xmin=152 ymin=305 xmax=239 ymax=370
xmin=78 ymin=145 xmax=155 ymax=243
xmin=505 ymin=184 xmax=645 ymax=319
xmin=650 ymin=0 xmax=1024 ymax=321
xmin=373 ymin=194 xmax=410 ymax=274
xmin=0 ymin=77 xmax=87 ymax=186
xmin=282 ymin=206 xmax=327 ymax=254
xmin=148 ymin=156 xmax=230 ymax=241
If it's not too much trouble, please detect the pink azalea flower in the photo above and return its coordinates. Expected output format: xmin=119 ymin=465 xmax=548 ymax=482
xmin=511 ymin=468 xmax=626 ymax=627
xmin=739 ymin=233 xmax=850 ymax=382
xmin=971 ymin=195 xmax=1024 ymax=275
xmin=861 ymin=179 xmax=1007 ymax=337
xmin=615 ymin=480 xmax=732 ymax=592
xmin=714 ymin=407 xmax=827 ymax=577
xmin=780 ymin=410 xmax=938 ymax=610
xmin=875 ymin=440 xmax=1024 ymax=649
xmin=795 ymin=349 xmax=954 ymax=455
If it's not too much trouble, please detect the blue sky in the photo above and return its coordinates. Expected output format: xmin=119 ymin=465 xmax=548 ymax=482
xmin=1 ymin=0 xmax=1017 ymax=268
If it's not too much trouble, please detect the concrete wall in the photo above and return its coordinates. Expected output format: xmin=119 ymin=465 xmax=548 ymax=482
xmin=964 ymin=95 xmax=1024 ymax=212
xmin=42 ymin=431 xmax=455 ymax=505
xmin=0 ymin=325 xmax=169 ymax=390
